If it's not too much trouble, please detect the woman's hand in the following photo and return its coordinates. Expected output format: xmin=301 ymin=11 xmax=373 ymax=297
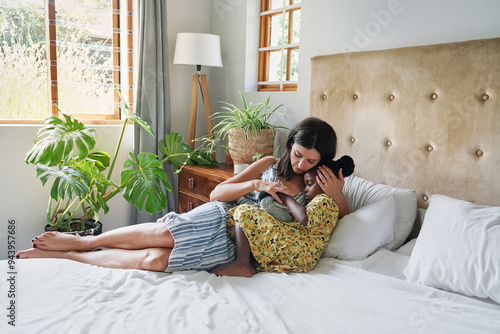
xmin=259 ymin=181 xmax=294 ymax=204
xmin=316 ymin=166 xmax=350 ymax=218
xmin=210 ymin=156 xmax=277 ymax=202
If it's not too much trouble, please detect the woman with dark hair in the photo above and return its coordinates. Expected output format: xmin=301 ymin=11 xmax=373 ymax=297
xmin=209 ymin=117 xmax=348 ymax=276
xmin=210 ymin=117 xmax=347 ymax=216
xmin=17 ymin=117 xmax=348 ymax=277
xmin=276 ymin=116 xmax=338 ymax=180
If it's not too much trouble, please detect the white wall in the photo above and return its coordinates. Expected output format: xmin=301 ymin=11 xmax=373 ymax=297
xmin=209 ymin=0 xmax=500 ymax=131
xmin=168 ymin=0 xmax=213 ymax=144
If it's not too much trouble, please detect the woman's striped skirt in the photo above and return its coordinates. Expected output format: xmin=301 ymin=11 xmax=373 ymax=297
xmin=157 ymin=201 xmax=236 ymax=272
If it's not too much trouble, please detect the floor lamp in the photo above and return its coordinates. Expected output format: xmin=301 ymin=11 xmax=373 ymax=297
xmin=173 ymin=33 xmax=223 ymax=154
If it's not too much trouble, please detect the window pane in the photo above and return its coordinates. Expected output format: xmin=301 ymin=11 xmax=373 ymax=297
xmin=269 ymin=13 xmax=283 ymax=47
xmin=270 ymin=0 xmax=285 ymax=10
xmin=291 ymin=9 xmax=300 ymax=44
xmin=268 ymin=50 xmax=283 ymax=82
xmin=55 ymin=0 xmax=115 ymax=115
xmin=119 ymin=2 xmax=132 ymax=107
xmin=0 ymin=0 xmax=48 ymax=120
xmin=291 ymin=0 xmax=301 ymax=4
xmin=290 ymin=48 xmax=299 ymax=80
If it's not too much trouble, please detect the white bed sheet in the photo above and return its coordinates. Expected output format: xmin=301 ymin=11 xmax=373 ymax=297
xmin=1 ymin=248 xmax=499 ymax=334
xmin=334 ymin=241 xmax=416 ymax=280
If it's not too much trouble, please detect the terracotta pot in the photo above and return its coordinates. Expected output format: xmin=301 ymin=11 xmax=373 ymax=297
xmin=227 ymin=128 xmax=275 ymax=165
xmin=225 ymin=152 xmax=233 ymax=166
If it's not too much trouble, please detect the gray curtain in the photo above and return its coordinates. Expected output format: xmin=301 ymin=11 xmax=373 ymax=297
xmin=132 ymin=0 xmax=175 ymax=223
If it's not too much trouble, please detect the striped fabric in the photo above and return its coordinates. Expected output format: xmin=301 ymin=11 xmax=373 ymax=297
xmin=157 ymin=201 xmax=236 ymax=272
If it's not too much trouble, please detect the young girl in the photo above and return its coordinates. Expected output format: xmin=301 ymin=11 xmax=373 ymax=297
xmin=211 ymin=161 xmax=346 ymax=277
xmin=258 ymin=155 xmax=354 ymax=222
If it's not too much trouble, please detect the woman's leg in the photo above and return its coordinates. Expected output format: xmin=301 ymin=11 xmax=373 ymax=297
xmin=16 ymin=247 xmax=172 ymax=271
xmin=31 ymin=223 xmax=174 ymax=252
xmin=210 ymin=223 xmax=257 ymax=277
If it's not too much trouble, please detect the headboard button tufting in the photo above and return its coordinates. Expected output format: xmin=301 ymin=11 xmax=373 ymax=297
xmin=482 ymin=94 xmax=489 ymax=101
xmin=423 ymin=195 xmax=429 ymax=201
xmin=477 ymin=150 xmax=484 ymax=156
xmin=350 ymin=137 xmax=356 ymax=143
xmin=431 ymin=93 xmax=438 ymax=100
xmin=322 ymin=94 xmax=328 ymax=100
xmin=389 ymin=94 xmax=395 ymax=100
xmin=387 ymin=141 xmax=392 ymax=146
xmin=353 ymin=94 xmax=358 ymax=100
xmin=427 ymin=145 xmax=434 ymax=151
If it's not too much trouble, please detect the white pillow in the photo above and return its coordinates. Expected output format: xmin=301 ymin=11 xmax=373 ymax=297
xmin=404 ymin=195 xmax=500 ymax=304
xmin=343 ymin=176 xmax=417 ymax=250
xmin=322 ymin=195 xmax=396 ymax=260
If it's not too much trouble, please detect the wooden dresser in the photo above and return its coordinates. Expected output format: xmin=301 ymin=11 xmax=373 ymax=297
xmin=177 ymin=164 xmax=234 ymax=213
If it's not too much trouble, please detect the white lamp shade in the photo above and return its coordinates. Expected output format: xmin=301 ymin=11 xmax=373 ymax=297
xmin=173 ymin=33 xmax=223 ymax=67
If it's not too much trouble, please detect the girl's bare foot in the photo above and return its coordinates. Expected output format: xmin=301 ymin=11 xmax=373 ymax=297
xmin=16 ymin=248 xmax=68 ymax=259
xmin=211 ymin=261 xmax=257 ymax=277
xmin=31 ymin=232 xmax=93 ymax=251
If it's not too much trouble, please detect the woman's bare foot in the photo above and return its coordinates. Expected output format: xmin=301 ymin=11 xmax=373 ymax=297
xmin=211 ymin=261 xmax=257 ymax=277
xmin=16 ymin=248 xmax=68 ymax=259
xmin=31 ymin=232 xmax=93 ymax=251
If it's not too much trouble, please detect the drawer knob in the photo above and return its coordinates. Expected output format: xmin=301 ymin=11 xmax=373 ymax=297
xmin=188 ymin=177 xmax=194 ymax=189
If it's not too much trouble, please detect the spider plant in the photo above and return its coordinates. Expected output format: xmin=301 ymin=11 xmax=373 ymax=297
xmin=212 ymin=91 xmax=288 ymax=140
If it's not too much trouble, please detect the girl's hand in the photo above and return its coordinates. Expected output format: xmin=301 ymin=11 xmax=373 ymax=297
xmin=316 ymin=166 xmax=349 ymax=218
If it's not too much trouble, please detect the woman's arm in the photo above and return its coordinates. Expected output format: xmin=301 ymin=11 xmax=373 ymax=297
xmin=210 ymin=156 xmax=294 ymax=203
xmin=278 ymin=193 xmax=308 ymax=226
xmin=317 ymin=166 xmax=350 ymax=218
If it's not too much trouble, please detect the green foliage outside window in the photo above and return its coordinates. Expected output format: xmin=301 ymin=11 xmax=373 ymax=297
xmin=0 ymin=0 xmax=117 ymax=120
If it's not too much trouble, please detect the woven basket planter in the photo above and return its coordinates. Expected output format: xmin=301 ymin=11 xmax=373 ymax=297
xmin=227 ymin=128 xmax=275 ymax=165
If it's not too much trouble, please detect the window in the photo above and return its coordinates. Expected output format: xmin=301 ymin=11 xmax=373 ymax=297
xmin=0 ymin=0 xmax=133 ymax=123
xmin=258 ymin=0 xmax=300 ymax=92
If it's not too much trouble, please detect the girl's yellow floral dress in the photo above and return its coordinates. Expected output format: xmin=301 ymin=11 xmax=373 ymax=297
xmin=227 ymin=194 xmax=339 ymax=273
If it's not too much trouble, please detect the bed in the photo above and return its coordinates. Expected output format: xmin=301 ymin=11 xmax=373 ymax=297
xmin=2 ymin=37 xmax=500 ymax=333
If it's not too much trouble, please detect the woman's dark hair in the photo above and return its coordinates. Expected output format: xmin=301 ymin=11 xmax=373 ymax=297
xmin=277 ymin=117 xmax=337 ymax=179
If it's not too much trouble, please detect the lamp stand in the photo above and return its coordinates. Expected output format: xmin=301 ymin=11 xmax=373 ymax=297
xmin=188 ymin=72 xmax=215 ymax=159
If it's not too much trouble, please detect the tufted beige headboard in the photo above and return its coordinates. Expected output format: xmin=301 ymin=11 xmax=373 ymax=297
xmin=309 ymin=38 xmax=500 ymax=209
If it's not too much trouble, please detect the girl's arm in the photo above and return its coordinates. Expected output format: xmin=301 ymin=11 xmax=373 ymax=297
xmin=210 ymin=156 xmax=294 ymax=203
xmin=278 ymin=193 xmax=308 ymax=226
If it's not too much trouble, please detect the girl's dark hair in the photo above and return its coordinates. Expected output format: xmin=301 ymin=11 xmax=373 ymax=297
xmin=277 ymin=117 xmax=337 ymax=179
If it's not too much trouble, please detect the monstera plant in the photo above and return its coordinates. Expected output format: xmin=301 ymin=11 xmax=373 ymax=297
xmin=25 ymin=94 xmax=216 ymax=234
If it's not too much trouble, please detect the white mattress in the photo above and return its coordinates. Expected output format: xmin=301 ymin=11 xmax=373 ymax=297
xmin=1 ymin=244 xmax=499 ymax=333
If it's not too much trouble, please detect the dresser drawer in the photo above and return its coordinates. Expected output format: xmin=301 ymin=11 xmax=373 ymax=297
xmin=178 ymin=171 xmax=220 ymax=200
xmin=178 ymin=192 xmax=209 ymax=213
xmin=177 ymin=164 xmax=233 ymax=213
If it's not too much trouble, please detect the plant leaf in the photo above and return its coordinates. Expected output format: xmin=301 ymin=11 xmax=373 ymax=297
xmin=87 ymin=151 xmax=111 ymax=171
xmin=121 ymin=152 xmax=170 ymax=214
xmin=116 ymin=87 xmax=155 ymax=137
xmin=25 ymin=112 xmax=96 ymax=166
xmin=158 ymin=133 xmax=218 ymax=171
xmin=158 ymin=132 xmax=187 ymax=168
xmin=35 ymin=165 xmax=91 ymax=201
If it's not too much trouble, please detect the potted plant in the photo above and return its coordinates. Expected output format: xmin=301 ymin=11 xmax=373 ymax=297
xmin=212 ymin=92 xmax=288 ymax=167
xmin=25 ymin=92 xmax=216 ymax=235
